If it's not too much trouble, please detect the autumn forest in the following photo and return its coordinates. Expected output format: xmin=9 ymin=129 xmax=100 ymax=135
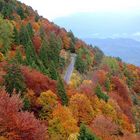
xmin=0 ymin=0 xmax=140 ymax=140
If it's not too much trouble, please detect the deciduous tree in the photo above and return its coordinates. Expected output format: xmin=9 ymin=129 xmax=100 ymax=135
xmin=91 ymin=115 xmax=120 ymax=140
xmin=69 ymin=93 xmax=94 ymax=124
xmin=48 ymin=105 xmax=79 ymax=140
xmin=0 ymin=89 xmax=47 ymax=140
xmin=37 ymin=90 xmax=58 ymax=119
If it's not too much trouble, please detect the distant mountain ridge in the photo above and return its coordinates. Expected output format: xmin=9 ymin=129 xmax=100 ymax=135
xmin=83 ymin=38 xmax=140 ymax=66
xmin=54 ymin=12 xmax=140 ymax=40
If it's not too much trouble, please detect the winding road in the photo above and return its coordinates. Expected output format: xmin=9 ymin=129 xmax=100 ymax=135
xmin=64 ymin=54 xmax=77 ymax=84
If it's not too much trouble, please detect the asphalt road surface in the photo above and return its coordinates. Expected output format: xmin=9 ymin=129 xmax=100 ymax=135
xmin=64 ymin=54 xmax=77 ymax=84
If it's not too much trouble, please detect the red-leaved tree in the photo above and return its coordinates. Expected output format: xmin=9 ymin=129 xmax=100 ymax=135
xmin=21 ymin=66 xmax=56 ymax=96
xmin=0 ymin=89 xmax=47 ymax=140
xmin=90 ymin=115 xmax=120 ymax=140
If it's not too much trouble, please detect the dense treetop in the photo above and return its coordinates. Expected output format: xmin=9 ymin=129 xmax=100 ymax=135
xmin=0 ymin=0 xmax=140 ymax=139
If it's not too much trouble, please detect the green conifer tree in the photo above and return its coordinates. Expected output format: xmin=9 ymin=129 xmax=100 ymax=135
xmin=0 ymin=16 xmax=13 ymax=54
xmin=49 ymin=33 xmax=61 ymax=68
xmin=2 ymin=2 xmax=13 ymax=19
xmin=49 ymin=61 xmax=58 ymax=80
xmin=69 ymin=41 xmax=75 ymax=53
xmin=4 ymin=64 xmax=26 ymax=95
xmin=19 ymin=25 xmax=30 ymax=46
xmin=35 ymin=15 xmax=39 ymax=22
xmin=39 ymin=39 xmax=49 ymax=69
xmin=15 ymin=49 xmax=23 ymax=64
xmin=94 ymin=46 xmax=104 ymax=66
xmin=78 ymin=123 xmax=99 ymax=140
xmin=39 ymin=26 xmax=46 ymax=40
xmin=25 ymin=41 xmax=37 ymax=66
xmin=13 ymin=26 xmax=19 ymax=45
xmin=16 ymin=6 xmax=25 ymax=20
xmin=75 ymin=54 xmax=86 ymax=73
xmin=26 ymin=22 xmax=34 ymax=38
xmin=67 ymin=30 xmax=76 ymax=44
xmin=105 ymin=78 xmax=111 ymax=92
xmin=0 ymin=0 xmax=4 ymax=12
xmin=57 ymin=74 xmax=68 ymax=106
xmin=95 ymin=84 xmax=109 ymax=102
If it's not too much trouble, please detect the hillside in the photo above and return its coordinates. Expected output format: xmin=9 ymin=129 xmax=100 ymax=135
xmin=84 ymin=38 xmax=140 ymax=66
xmin=0 ymin=0 xmax=140 ymax=140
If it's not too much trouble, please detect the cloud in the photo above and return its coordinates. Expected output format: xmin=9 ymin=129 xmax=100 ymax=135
xmin=19 ymin=0 xmax=140 ymax=20
xmin=132 ymin=32 xmax=140 ymax=37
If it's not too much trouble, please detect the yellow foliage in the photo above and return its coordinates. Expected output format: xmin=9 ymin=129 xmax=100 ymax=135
xmin=69 ymin=93 xmax=94 ymax=124
xmin=0 ymin=137 xmax=7 ymax=140
xmin=0 ymin=52 xmax=4 ymax=62
xmin=60 ymin=49 xmax=69 ymax=60
xmin=26 ymin=89 xmax=35 ymax=97
xmin=26 ymin=89 xmax=36 ymax=105
xmin=82 ymin=80 xmax=92 ymax=85
xmin=116 ymin=113 xmax=134 ymax=133
xmin=89 ymin=96 xmax=117 ymax=119
xmin=101 ymin=102 xmax=117 ymax=120
xmin=32 ymin=22 xmax=40 ymax=32
xmin=48 ymin=105 xmax=79 ymax=140
xmin=37 ymin=90 xmax=58 ymax=119
xmin=69 ymin=72 xmax=82 ymax=88
xmin=37 ymin=90 xmax=58 ymax=107
xmin=106 ymin=99 xmax=135 ymax=132
xmin=68 ymin=133 xmax=79 ymax=140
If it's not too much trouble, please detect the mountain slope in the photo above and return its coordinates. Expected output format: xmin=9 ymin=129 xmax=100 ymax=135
xmin=84 ymin=38 xmax=140 ymax=66
xmin=0 ymin=0 xmax=140 ymax=140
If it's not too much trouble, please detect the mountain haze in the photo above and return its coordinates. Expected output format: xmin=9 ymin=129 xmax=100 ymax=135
xmin=54 ymin=12 xmax=140 ymax=40
xmin=0 ymin=0 xmax=140 ymax=139
xmin=84 ymin=38 xmax=140 ymax=66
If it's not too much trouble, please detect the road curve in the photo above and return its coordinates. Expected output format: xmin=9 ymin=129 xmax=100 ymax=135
xmin=64 ymin=54 xmax=77 ymax=84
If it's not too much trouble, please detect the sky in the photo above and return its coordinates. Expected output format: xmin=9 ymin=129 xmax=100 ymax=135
xmin=19 ymin=0 xmax=140 ymax=20
xmin=18 ymin=0 xmax=140 ymax=40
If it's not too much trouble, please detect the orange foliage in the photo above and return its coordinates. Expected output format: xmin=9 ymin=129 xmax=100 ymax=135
xmin=69 ymin=93 xmax=94 ymax=124
xmin=121 ymin=132 xmax=138 ymax=140
xmin=0 ymin=61 xmax=7 ymax=85
xmin=92 ymin=70 xmax=107 ymax=86
xmin=112 ymin=76 xmax=132 ymax=105
xmin=59 ymin=29 xmax=70 ymax=49
xmin=79 ymin=80 xmax=95 ymax=97
xmin=0 ymin=89 xmax=47 ymax=140
xmin=7 ymin=50 xmax=16 ymax=59
xmin=75 ymin=40 xmax=86 ymax=50
xmin=66 ymin=86 xmax=78 ymax=98
xmin=32 ymin=36 xmax=41 ymax=53
xmin=111 ymin=77 xmax=134 ymax=123
xmin=0 ymin=137 xmax=8 ymax=140
xmin=133 ymin=80 xmax=140 ymax=93
xmin=0 ymin=52 xmax=4 ymax=62
xmin=0 ymin=1 xmax=140 ymax=139
xmin=21 ymin=66 xmax=56 ymax=96
xmin=62 ymin=35 xmax=70 ymax=49
xmin=37 ymin=90 xmax=59 ymax=119
xmin=91 ymin=115 xmax=120 ymax=140
xmin=32 ymin=22 xmax=40 ymax=32
xmin=41 ymin=19 xmax=60 ymax=35
xmin=48 ymin=105 xmax=79 ymax=139
xmin=109 ymin=91 xmax=134 ymax=126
